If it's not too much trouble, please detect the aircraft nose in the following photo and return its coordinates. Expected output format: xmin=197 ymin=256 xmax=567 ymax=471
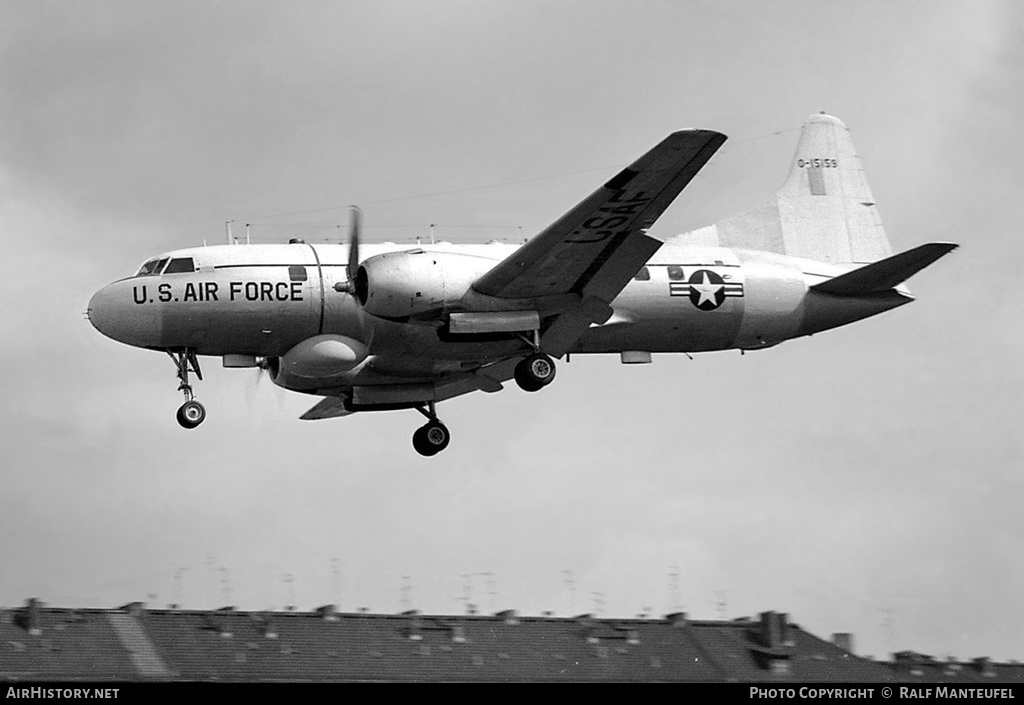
xmin=87 ymin=281 xmax=161 ymax=348
xmin=87 ymin=285 xmax=117 ymax=340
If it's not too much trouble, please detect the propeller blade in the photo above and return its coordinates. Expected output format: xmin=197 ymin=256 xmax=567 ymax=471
xmin=347 ymin=205 xmax=362 ymax=287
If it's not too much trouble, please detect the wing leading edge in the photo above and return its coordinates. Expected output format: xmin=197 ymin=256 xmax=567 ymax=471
xmin=471 ymin=128 xmax=727 ymax=356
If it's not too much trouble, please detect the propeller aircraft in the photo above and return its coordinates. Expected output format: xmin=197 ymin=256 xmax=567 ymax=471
xmin=88 ymin=114 xmax=956 ymax=456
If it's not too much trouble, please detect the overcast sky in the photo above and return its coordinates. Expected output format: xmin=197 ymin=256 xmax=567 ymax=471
xmin=1 ymin=0 xmax=1022 ymax=662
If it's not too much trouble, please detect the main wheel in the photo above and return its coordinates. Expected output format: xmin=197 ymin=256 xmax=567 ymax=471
xmin=412 ymin=420 xmax=451 ymax=456
xmin=514 ymin=353 xmax=557 ymax=392
xmin=176 ymin=400 xmax=207 ymax=429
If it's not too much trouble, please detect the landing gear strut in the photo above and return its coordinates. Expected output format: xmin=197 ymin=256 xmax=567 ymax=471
xmin=412 ymin=402 xmax=450 ymax=457
xmin=168 ymin=348 xmax=206 ymax=429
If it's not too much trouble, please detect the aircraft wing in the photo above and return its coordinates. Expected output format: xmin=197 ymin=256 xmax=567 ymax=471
xmin=300 ymin=396 xmax=355 ymax=421
xmin=298 ymin=357 xmax=520 ymax=421
xmin=471 ymin=129 xmax=726 ymax=356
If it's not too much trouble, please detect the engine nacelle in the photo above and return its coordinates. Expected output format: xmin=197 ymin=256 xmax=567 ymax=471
xmin=356 ymin=250 xmax=495 ymax=320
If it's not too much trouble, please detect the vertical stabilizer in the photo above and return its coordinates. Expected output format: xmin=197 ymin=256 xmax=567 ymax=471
xmin=682 ymin=113 xmax=894 ymax=264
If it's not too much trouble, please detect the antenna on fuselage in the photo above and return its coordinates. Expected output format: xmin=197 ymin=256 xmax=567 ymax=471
xmin=225 ymin=220 xmax=234 ymax=245
xmin=429 ymin=223 xmax=436 ymax=245
xmin=246 ymin=223 xmax=251 ymax=245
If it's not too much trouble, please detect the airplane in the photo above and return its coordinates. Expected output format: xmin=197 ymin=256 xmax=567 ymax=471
xmin=88 ymin=113 xmax=957 ymax=456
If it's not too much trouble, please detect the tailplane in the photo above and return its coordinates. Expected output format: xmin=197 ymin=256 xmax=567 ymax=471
xmin=811 ymin=242 xmax=958 ymax=296
xmin=682 ymin=113 xmax=895 ymax=264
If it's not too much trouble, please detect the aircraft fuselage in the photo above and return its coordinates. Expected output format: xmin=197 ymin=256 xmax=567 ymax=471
xmin=88 ymin=241 xmax=911 ymax=395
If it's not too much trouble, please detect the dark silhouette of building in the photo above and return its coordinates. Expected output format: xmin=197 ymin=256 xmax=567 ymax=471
xmin=1 ymin=599 xmax=1020 ymax=682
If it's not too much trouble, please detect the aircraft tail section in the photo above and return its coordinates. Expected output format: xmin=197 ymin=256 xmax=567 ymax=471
xmin=688 ymin=113 xmax=895 ymax=265
xmin=811 ymin=242 xmax=958 ymax=296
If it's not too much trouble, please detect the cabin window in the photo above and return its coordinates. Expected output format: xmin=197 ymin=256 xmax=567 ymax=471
xmin=288 ymin=265 xmax=308 ymax=282
xmin=633 ymin=266 xmax=650 ymax=281
xmin=164 ymin=257 xmax=195 ymax=274
xmin=667 ymin=265 xmax=685 ymax=281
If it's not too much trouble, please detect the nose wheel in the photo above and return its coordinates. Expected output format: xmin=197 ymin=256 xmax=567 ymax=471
xmin=168 ymin=348 xmax=207 ymax=429
xmin=412 ymin=402 xmax=451 ymax=456
xmin=176 ymin=399 xmax=207 ymax=429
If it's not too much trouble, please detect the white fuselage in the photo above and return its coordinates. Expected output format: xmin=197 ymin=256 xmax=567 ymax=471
xmin=88 ymin=241 xmax=911 ymax=394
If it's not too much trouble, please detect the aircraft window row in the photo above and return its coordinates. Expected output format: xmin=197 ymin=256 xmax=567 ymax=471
xmin=136 ymin=257 xmax=195 ymax=276
xmin=667 ymin=265 xmax=685 ymax=281
xmin=288 ymin=265 xmax=308 ymax=282
xmin=634 ymin=267 xmax=650 ymax=281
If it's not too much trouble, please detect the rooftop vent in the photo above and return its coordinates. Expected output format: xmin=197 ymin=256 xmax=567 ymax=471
xmin=119 ymin=601 xmax=146 ymax=617
xmin=495 ymin=609 xmax=519 ymax=626
xmin=316 ymin=604 xmax=338 ymax=622
xmin=665 ymin=612 xmax=688 ymax=628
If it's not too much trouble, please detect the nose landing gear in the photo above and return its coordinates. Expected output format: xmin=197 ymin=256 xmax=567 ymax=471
xmin=412 ymin=402 xmax=450 ymax=457
xmin=168 ymin=348 xmax=206 ymax=429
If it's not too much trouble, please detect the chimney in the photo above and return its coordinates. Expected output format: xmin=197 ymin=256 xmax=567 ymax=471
xmin=759 ymin=611 xmax=793 ymax=648
xmin=402 ymin=609 xmax=423 ymax=640
xmin=202 ymin=613 xmax=233 ymax=638
xmin=252 ymin=613 xmax=278 ymax=639
xmin=973 ymin=657 xmax=996 ymax=677
xmin=832 ymin=633 xmax=855 ymax=654
xmin=316 ymin=604 xmax=338 ymax=622
xmin=752 ymin=611 xmax=793 ymax=675
xmin=665 ymin=612 xmax=688 ymax=628
xmin=25 ymin=598 xmax=42 ymax=636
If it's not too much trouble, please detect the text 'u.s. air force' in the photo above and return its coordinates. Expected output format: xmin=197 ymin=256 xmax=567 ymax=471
xmin=131 ymin=281 xmax=304 ymax=304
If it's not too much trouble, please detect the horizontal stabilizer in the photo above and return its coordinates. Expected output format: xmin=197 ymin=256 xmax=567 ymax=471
xmin=811 ymin=242 xmax=958 ymax=296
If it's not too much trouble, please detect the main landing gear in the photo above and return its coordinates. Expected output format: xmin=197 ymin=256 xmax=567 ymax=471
xmin=514 ymin=352 xmax=557 ymax=392
xmin=168 ymin=348 xmax=206 ymax=429
xmin=407 ymin=350 xmax=556 ymax=456
xmin=411 ymin=402 xmax=450 ymax=457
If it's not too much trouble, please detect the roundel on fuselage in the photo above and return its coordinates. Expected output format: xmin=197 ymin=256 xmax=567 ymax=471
xmin=687 ymin=269 xmax=726 ymax=311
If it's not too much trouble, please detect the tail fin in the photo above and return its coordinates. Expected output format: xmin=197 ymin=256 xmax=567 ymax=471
xmin=698 ymin=113 xmax=894 ymax=264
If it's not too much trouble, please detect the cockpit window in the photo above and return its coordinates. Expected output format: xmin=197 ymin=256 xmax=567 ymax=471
xmin=136 ymin=258 xmax=168 ymax=276
xmin=164 ymin=257 xmax=195 ymax=274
